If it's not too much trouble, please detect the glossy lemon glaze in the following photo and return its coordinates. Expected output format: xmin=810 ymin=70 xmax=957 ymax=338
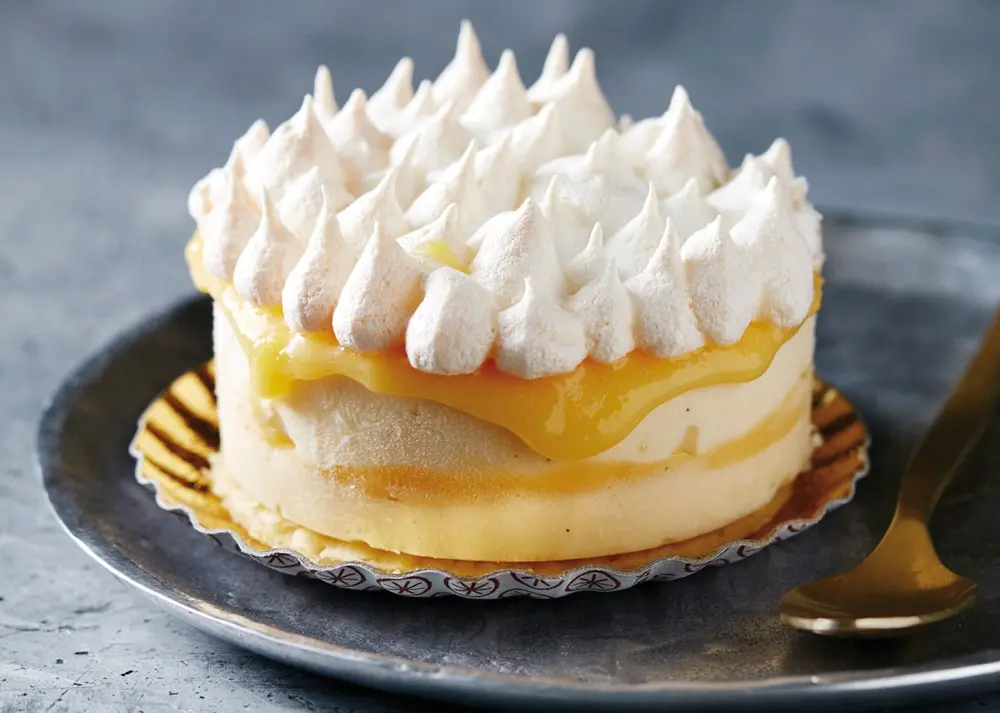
xmin=187 ymin=234 xmax=821 ymax=461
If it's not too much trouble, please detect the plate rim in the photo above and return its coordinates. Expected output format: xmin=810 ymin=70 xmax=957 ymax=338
xmin=35 ymin=211 xmax=1000 ymax=710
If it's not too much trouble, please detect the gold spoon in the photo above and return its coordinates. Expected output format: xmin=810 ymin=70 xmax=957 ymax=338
xmin=780 ymin=306 xmax=1000 ymax=636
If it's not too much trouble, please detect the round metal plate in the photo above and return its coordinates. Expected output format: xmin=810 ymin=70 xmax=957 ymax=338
xmin=36 ymin=215 xmax=1000 ymax=711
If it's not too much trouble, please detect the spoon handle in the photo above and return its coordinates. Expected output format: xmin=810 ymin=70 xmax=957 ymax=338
xmin=898 ymin=306 xmax=1000 ymax=522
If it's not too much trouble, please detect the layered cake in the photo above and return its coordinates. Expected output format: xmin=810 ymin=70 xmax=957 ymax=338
xmin=185 ymin=22 xmax=824 ymax=564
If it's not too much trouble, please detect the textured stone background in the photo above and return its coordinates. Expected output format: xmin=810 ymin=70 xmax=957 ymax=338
xmin=3 ymin=1 xmax=1000 ymax=711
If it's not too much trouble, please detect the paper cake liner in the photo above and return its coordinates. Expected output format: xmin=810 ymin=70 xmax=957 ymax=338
xmin=129 ymin=362 xmax=869 ymax=599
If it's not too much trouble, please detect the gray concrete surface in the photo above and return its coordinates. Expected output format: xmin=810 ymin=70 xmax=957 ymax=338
xmin=3 ymin=1 xmax=1000 ymax=711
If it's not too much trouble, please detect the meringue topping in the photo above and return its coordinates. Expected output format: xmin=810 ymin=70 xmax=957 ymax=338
xmin=564 ymin=223 xmax=608 ymax=290
xmin=543 ymin=49 xmax=616 ymax=154
xmin=608 ymin=182 xmax=665 ymax=279
xmin=188 ymin=120 xmax=269 ymax=221
xmin=277 ymin=166 xmax=353 ymax=244
xmin=532 ymin=129 xmax=647 ymax=234
xmin=680 ymin=217 xmax=757 ymax=345
xmin=474 ymin=134 xmax=520 ymax=213
xmin=433 ymin=20 xmax=490 ymax=112
xmin=233 ymin=189 xmax=304 ymax=308
xmin=375 ymin=139 xmax=425 ymax=207
xmin=190 ymin=22 xmax=823 ymax=378
xmin=384 ymin=79 xmax=438 ymax=138
xmin=282 ymin=190 xmax=355 ymax=332
xmin=706 ymin=154 xmax=773 ymax=216
xmin=730 ymin=178 xmax=814 ymax=327
xmin=406 ymin=267 xmax=496 ymax=374
xmin=526 ymin=34 xmax=570 ymax=105
xmin=626 ymin=220 xmax=704 ymax=357
xmin=506 ymin=101 xmax=564 ymax=172
xmin=761 ymin=138 xmax=808 ymax=207
xmin=390 ymin=102 xmax=472 ymax=176
xmin=461 ymin=50 xmax=532 ymax=140
xmin=662 ymin=177 xmax=719 ymax=242
xmin=332 ymin=222 xmax=423 ymax=351
xmin=568 ymin=259 xmax=635 ymax=363
xmin=496 ymin=278 xmax=588 ymax=378
xmin=336 ymin=168 xmax=410 ymax=255
xmin=246 ymin=95 xmax=349 ymax=201
xmin=469 ymin=198 xmax=564 ymax=308
xmin=645 ymin=87 xmax=728 ymax=194
xmin=313 ymin=66 xmax=337 ymax=120
xmin=200 ymin=157 xmax=261 ymax=280
xmin=708 ymin=143 xmax=822 ymax=264
xmin=397 ymin=203 xmax=469 ymax=271
xmin=321 ymin=89 xmax=392 ymax=186
xmin=367 ymin=58 xmax=415 ymax=133
xmin=539 ymin=175 xmax=593 ymax=266
xmin=405 ymin=141 xmax=491 ymax=239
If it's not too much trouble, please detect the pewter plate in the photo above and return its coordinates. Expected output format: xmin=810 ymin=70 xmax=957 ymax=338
xmin=37 ymin=215 xmax=1000 ymax=711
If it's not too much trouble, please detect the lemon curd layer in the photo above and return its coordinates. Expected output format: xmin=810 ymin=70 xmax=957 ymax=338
xmin=188 ymin=234 xmax=822 ymax=462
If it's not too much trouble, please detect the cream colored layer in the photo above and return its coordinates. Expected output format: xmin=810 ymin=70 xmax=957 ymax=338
xmin=214 ymin=306 xmax=815 ymax=470
xmin=212 ymin=401 xmax=811 ymax=561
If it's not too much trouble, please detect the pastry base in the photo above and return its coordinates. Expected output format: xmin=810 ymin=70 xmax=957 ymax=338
xmin=130 ymin=365 xmax=869 ymax=597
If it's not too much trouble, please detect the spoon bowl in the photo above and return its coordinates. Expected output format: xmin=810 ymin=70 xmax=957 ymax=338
xmin=780 ymin=520 xmax=978 ymax=635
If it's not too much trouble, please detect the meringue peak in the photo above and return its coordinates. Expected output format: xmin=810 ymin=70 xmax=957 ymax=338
xmin=706 ymin=154 xmax=772 ymax=216
xmin=470 ymin=198 xmax=564 ymax=308
xmin=398 ymin=202 xmax=469 ymax=271
xmin=546 ymin=48 xmax=615 ymax=152
xmin=761 ymin=137 xmax=808 ymax=206
xmin=680 ymin=216 xmax=756 ymax=345
xmin=433 ymin=20 xmax=490 ymax=111
xmin=233 ymin=189 xmax=303 ymax=308
xmin=462 ymin=49 xmax=532 ymax=139
xmin=406 ymin=267 xmax=496 ymax=374
xmin=332 ymin=221 xmax=424 ymax=351
xmin=368 ymin=57 xmax=415 ymax=132
xmin=234 ymin=119 xmax=270 ymax=167
xmin=313 ymin=65 xmax=337 ymax=119
xmin=568 ymin=258 xmax=635 ymax=363
xmin=201 ymin=156 xmax=261 ymax=280
xmin=527 ymin=34 xmax=570 ymax=105
xmin=282 ymin=189 xmax=355 ymax=332
xmin=406 ymin=140 xmax=491 ymax=238
xmin=336 ymin=167 xmax=411 ymax=255
xmin=609 ymin=182 xmax=665 ymax=279
xmin=277 ymin=165 xmax=352 ymax=244
xmin=663 ymin=177 xmax=719 ymax=242
xmin=645 ymin=86 xmax=728 ymax=194
xmin=390 ymin=101 xmax=472 ymax=175
xmin=323 ymin=88 xmax=392 ymax=187
xmin=474 ymin=133 xmax=520 ymax=212
xmin=508 ymin=101 xmax=564 ymax=171
xmin=565 ymin=222 xmax=608 ymax=289
xmin=626 ymin=218 xmax=704 ymax=357
xmin=584 ymin=128 xmax=622 ymax=172
xmin=386 ymin=79 xmax=439 ymax=137
xmin=539 ymin=174 xmax=593 ymax=265
xmin=247 ymin=94 xmax=349 ymax=201
xmin=730 ymin=177 xmax=814 ymax=326
xmin=495 ymin=277 xmax=587 ymax=378
xmin=188 ymin=120 xmax=269 ymax=222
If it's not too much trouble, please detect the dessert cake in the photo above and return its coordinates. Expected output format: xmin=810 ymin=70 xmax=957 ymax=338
xmin=184 ymin=22 xmax=824 ymax=565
